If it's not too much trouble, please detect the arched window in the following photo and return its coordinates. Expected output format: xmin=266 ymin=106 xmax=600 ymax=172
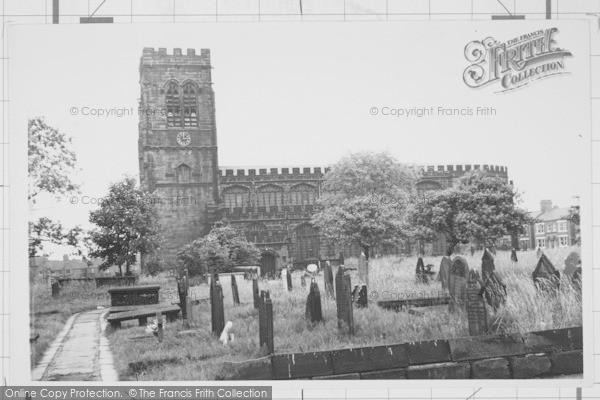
xmin=222 ymin=186 xmax=250 ymax=210
xmin=165 ymin=81 xmax=199 ymax=127
xmin=416 ymin=180 xmax=442 ymax=198
xmin=290 ymin=184 xmax=317 ymax=206
xmin=175 ymin=163 xmax=191 ymax=183
xmin=182 ymin=82 xmax=198 ymax=127
xmin=256 ymin=184 xmax=283 ymax=210
xmin=166 ymin=82 xmax=181 ymax=127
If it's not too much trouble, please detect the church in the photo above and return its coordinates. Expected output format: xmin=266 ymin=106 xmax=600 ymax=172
xmin=138 ymin=48 xmax=509 ymax=275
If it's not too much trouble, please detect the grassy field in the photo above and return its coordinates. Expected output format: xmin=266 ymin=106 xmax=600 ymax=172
xmin=107 ymin=247 xmax=582 ymax=381
xmin=30 ymin=279 xmax=112 ymax=367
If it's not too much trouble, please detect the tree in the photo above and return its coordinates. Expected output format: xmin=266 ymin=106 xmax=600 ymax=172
xmin=28 ymin=117 xmax=83 ymax=257
xmin=311 ymin=151 xmax=420 ymax=263
xmin=409 ymin=171 xmax=531 ymax=256
xmin=28 ymin=117 xmax=79 ymax=204
xmin=177 ymin=222 xmax=261 ymax=277
xmin=88 ymin=177 xmax=162 ymax=275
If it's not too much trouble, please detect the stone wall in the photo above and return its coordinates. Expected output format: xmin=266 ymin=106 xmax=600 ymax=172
xmin=220 ymin=326 xmax=582 ymax=380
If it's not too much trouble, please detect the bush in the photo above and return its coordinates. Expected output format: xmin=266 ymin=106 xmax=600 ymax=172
xmin=145 ymin=256 xmax=167 ymax=276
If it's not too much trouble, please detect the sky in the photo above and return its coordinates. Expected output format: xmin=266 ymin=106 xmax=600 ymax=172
xmin=10 ymin=21 xmax=591 ymax=258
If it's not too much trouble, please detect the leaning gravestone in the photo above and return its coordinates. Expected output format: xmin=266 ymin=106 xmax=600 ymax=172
xmin=480 ymin=249 xmax=507 ymax=310
xmin=448 ymin=256 xmax=469 ymax=312
xmin=466 ymin=269 xmax=489 ymax=336
xmin=511 ymin=248 xmax=518 ymax=263
xmin=355 ymin=285 xmax=368 ymax=308
xmin=572 ymin=267 xmax=582 ymax=292
xmin=533 ymin=253 xmax=561 ymax=291
xmin=323 ymin=261 xmax=334 ymax=298
xmin=437 ymin=256 xmax=451 ymax=291
xmin=231 ymin=274 xmax=240 ymax=305
xmin=564 ymin=251 xmax=581 ymax=279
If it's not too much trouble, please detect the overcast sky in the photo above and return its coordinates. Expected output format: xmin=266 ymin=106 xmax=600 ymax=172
xmin=11 ymin=21 xmax=590 ymax=258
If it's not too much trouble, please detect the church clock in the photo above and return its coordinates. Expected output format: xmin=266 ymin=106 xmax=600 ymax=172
xmin=177 ymin=131 xmax=191 ymax=146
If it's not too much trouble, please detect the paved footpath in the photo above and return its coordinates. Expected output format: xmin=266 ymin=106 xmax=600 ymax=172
xmin=32 ymin=309 xmax=119 ymax=381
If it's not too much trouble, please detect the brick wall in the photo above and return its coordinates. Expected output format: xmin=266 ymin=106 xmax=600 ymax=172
xmin=220 ymin=326 xmax=582 ymax=380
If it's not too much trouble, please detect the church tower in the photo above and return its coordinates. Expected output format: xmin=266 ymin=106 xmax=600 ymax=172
xmin=138 ymin=48 xmax=219 ymax=264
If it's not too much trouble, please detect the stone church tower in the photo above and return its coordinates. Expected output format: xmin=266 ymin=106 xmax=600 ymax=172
xmin=138 ymin=48 xmax=219 ymax=263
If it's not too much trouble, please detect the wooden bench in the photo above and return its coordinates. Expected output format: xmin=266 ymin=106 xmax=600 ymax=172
xmin=107 ymin=285 xmax=160 ymax=307
xmin=107 ymin=305 xmax=181 ymax=329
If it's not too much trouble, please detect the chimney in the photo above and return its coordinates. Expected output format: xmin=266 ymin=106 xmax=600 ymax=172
xmin=540 ymin=200 xmax=553 ymax=213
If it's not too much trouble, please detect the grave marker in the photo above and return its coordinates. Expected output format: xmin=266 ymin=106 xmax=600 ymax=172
xmin=415 ymin=257 xmax=426 ymax=284
xmin=300 ymin=274 xmax=307 ymax=288
xmin=281 ymin=267 xmax=288 ymax=290
xmin=480 ymin=249 xmax=507 ymax=310
xmin=564 ymin=251 xmax=581 ymax=279
xmin=510 ymin=248 xmax=518 ymax=263
xmin=156 ymin=311 xmax=163 ymax=343
xmin=252 ymin=274 xmax=260 ymax=309
xmin=437 ymin=256 xmax=451 ymax=291
xmin=231 ymin=274 xmax=240 ymax=305
xmin=533 ymin=253 xmax=560 ymax=291
xmin=210 ymin=275 xmax=225 ymax=335
xmin=466 ymin=269 xmax=489 ymax=336
xmin=335 ymin=267 xmax=354 ymax=334
xmin=572 ymin=267 xmax=582 ymax=292
xmin=51 ymin=279 xmax=60 ymax=298
xmin=448 ymin=256 xmax=469 ymax=312
xmin=286 ymin=266 xmax=293 ymax=291
xmin=177 ymin=269 xmax=190 ymax=324
xmin=258 ymin=291 xmax=274 ymax=354
xmin=305 ymin=279 xmax=323 ymax=322
xmin=355 ymin=285 xmax=367 ymax=308
xmin=357 ymin=254 xmax=368 ymax=285
xmin=323 ymin=261 xmax=334 ymax=297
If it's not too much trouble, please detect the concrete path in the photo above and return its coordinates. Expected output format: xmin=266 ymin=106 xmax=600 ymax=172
xmin=32 ymin=309 xmax=118 ymax=381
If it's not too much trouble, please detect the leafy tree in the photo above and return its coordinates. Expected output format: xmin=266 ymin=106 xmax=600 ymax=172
xmin=145 ymin=256 xmax=167 ymax=277
xmin=409 ymin=171 xmax=530 ymax=256
xmin=28 ymin=117 xmax=79 ymax=203
xmin=567 ymin=205 xmax=581 ymax=244
xmin=88 ymin=177 xmax=162 ymax=275
xmin=28 ymin=117 xmax=83 ymax=257
xmin=311 ymin=151 xmax=420 ymax=263
xmin=177 ymin=222 xmax=261 ymax=277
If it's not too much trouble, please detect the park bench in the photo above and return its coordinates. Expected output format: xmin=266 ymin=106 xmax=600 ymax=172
xmin=107 ymin=304 xmax=181 ymax=329
xmin=107 ymin=285 xmax=160 ymax=307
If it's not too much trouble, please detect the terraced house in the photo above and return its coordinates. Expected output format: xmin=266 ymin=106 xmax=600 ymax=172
xmin=519 ymin=200 xmax=580 ymax=251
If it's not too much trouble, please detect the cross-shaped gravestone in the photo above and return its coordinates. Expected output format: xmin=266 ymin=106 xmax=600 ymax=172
xmin=448 ymin=256 xmax=469 ymax=312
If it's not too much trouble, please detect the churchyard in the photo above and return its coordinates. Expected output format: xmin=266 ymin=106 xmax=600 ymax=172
xmin=76 ymin=246 xmax=583 ymax=381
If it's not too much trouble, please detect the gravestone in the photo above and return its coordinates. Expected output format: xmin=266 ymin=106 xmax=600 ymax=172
xmin=510 ymin=248 xmax=518 ymax=263
xmin=335 ymin=267 xmax=354 ymax=334
xmin=572 ymin=267 xmax=582 ymax=292
xmin=480 ymin=249 xmax=506 ymax=310
xmin=339 ymin=251 xmax=345 ymax=266
xmin=281 ymin=268 xmax=288 ymax=290
xmin=286 ymin=266 xmax=292 ymax=291
xmin=252 ymin=274 xmax=260 ymax=309
xmin=231 ymin=274 xmax=240 ymax=305
xmin=210 ymin=275 xmax=225 ymax=335
xmin=357 ymin=254 xmax=368 ymax=284
xmin=532 ymin=253 xmax=561 ymax=291
xmin=300 ymin=274 xmax=307 ymax=288
xmin=415 ymin=257 xmax=426 ymax=284
xmin=177 ymin=269 xmax=190 ymax=322
xmin=51 ymin=280 xmax=60 ymax=298
xmin=536 ymin=247 xmax=542 ymax=258
xmin=355 ymin=285 xmax=368 ymax=308
xmin=305 ymin=279 xmax=323 ymax=322
xmin=470 ymin=245 xmax=475 ymax=257
xmin=323 ymin=261 xmax=334 ymax=297
xmin=258 ymin=291 xmax=274 ymax=354
xmin=466 ymin=269 xmax=489 ymax=336
xmin=156 ymin=311 xmax=164 ymax=343
xmin=437 ymin=256 xmax=451 ymax=291
xmin=564 ymin=251 xmax=581 ymax=279
xmin=448 ymin=256 xmax=469 ymax=312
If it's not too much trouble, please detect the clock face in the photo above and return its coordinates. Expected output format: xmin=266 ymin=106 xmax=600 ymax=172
xmin=176 ymin=131 xmax=191 ymax=146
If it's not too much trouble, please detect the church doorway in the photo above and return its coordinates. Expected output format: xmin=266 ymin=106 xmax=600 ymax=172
xmin=259 ymin=252 xmax=277 ymax=277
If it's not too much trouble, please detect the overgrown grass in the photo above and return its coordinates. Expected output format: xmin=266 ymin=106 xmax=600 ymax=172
xmin=108 ymin=247 xmax=582 ymax=381
xmin=30 ymin=279 xmax=112 ymax=367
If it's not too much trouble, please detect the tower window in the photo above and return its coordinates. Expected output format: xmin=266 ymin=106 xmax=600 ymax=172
xmin=165 ymin=81 xmax=199 ymax=127
xmin=290 ymin=184 xmax=317 ymax=206
xmin=222 ymin=186 xmax=250 ymax=210
xmin=257 ymin=184 xmax=283 ymax=210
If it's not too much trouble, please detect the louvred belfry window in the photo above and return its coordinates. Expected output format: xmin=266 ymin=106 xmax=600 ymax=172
xmin=182 ymin=82 xmax=198 ymax=127
xmin=165 ymin=81 xmax=199 ymax=127
xmin=166 ymin=82 xmax=181 ymax=127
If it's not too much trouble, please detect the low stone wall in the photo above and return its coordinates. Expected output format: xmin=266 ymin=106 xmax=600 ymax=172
xmin=220 ymin=327 xmax=582 ymax=380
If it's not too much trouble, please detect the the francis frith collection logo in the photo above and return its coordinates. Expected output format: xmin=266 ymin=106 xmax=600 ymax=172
xmin=463 ymin=28 xmax=572 ymax=92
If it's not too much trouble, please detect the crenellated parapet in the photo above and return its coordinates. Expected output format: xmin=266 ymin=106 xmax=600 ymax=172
xmin=140 ymin=47 xmax=211 ymax=68
xmin=421 ymin=164 xmax=508 ymax=175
